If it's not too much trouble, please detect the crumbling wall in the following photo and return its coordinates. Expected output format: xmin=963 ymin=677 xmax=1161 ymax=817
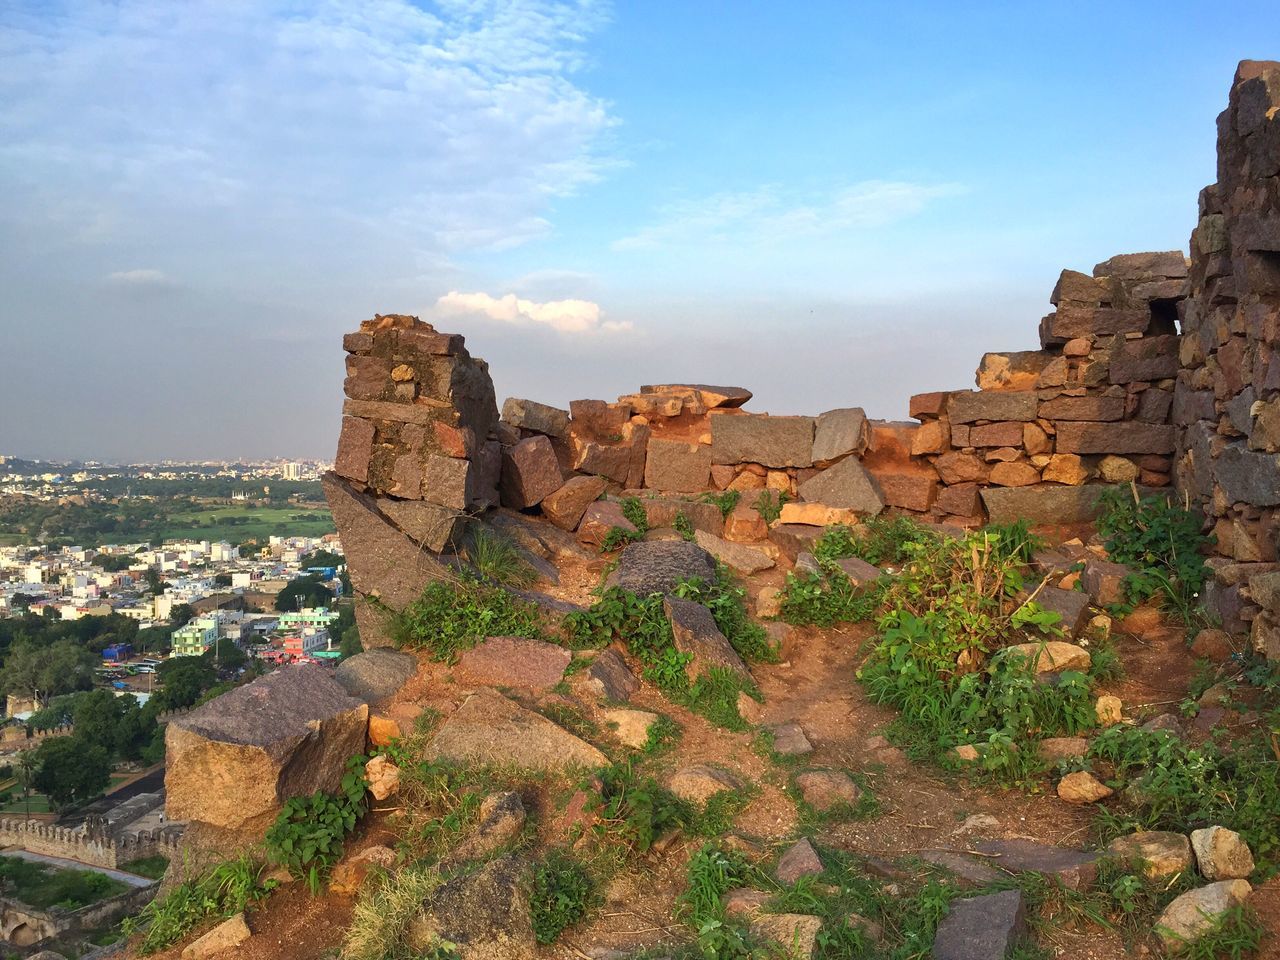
xmin=1174 ymin=60 xmax=1280 ymax=648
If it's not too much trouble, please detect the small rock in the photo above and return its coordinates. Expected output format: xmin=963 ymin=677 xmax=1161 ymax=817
xmin=668 ymin=765 xmax=742 ymax=804
xmin=737 ymin=691 xmax=765 ymax=724
xmin=756 ymin=586 xmax=782 ymax=618
xmin=606 ymin=540 xmax=718 ymax=596
xmin=953 ymin=744 xmax=980 ymax=762
xmin=1003 ymin=640 xmax=1091 ymax=674
xmin=450 ymin=792 xmax=527 ymax=864
xmin=368 ymin=713 xmax=402 ymax=748
xmin=1095 ymin=694 xmax=1123 ymax=726
xmin=972 ymin=838 xmax=1098 ymax=890
xmin=1198 ymin=682 xmax=1232 ymax=708
xmin=665 ymin=597 xmax=748 ymax=680
xmin=330 ymin=845 xmax=397 ymax=895
xmin=1190 ymin=628 xmax=1236 ymax=661
xmin=1088 ymin=613 xmax=1112 ymax=641
xmin=932 ymin=889 xmax=1026 ymax=960
xmin=1106 ymin=831 xmax=1193 ymax=879
xmin=843 ymin=911 xmax=884 ymax=943
xmin=776 ymin=838 xmax=824 ymax=884
xmin=1038 ymin=737 xmax=1089 ymax=762
xmin=1119 ymin=606 xmax=1163 ymax=637
xmin=1140 ymin=713 xmax=1184 ymax=736
xmin=723 ymin=834 xmax=765 ymax=859
xmin=1190 ymin=826 xmax=1255 ymax=880
xmin=1057 ymin=771 xmax=1113 ymax=804
xmin=182 ymin=913 xmax=251 ymax=960
xmin=794 ymin=771 xmax=860 ymax=811
xmin=581 ymin=649 xmax=638 ymax=702
xmin=1155 ymin=880 xmax=1252 ymax=953
xmin=723 ymin=887 xmax=770 ymax=919
xmin=919 ymin=849 xmax=1004 ymax=885
xmin=750 ymin=913 xmax=823 ymax=959
xmin=602 ymin=708 xmax=660 ymax=749
xmin=770 ymin=722 xmax=813 ymax=756
xmin=953 ymin=813 xmax=1001 ymax=835
xmin=334 ymin=648 xmax=419 ymax=703
xmin=695 ymin=529 xmax=776 ymax=574
xmin=364 ymin=754 xmax=400 ymax=802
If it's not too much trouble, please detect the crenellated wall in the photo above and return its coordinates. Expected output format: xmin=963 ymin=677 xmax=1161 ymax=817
xmin=0 ymin=815 xmax=184 ymax=871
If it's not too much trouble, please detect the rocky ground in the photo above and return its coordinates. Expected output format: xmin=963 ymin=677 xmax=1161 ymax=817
xmin=131 ymin=506 xmax=1278 ymax=960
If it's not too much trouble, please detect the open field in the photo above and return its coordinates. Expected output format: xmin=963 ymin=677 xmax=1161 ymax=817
xmin=150 ymin=505 xmax=334 ymax=544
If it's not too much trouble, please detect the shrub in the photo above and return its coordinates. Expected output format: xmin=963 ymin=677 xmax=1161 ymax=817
xmin=753 ymin=490 xmax=789 ymax=526
xmin=700 ymin=490 xmax=741 ymax=520
xmin=393 ymin=576 xmax=548 ymax=662
xmin=592 ymin=763 xmax=692 ymax=855
xmin=530 ymin=850 xmax=596 ymax=944
xmin=1096 ymin=487 xmax=1211 ymax=616
xmin=264 ymin=756 xmax=368 ymax=894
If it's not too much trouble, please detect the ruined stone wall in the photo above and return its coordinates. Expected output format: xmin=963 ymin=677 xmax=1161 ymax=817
xmin=0 ymin=817 xmax=184 ymax=871
xmin=1174 ymin=60 xmax=1280 ymax=649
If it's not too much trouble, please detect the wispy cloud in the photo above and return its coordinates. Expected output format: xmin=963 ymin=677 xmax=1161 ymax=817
xmin=105 ymin=268 xmax=171 ymax=286
xmin=435 ymin=290 xmax=631 ymax=333
xmin=613 ymin=180 xmax=964 ymax=251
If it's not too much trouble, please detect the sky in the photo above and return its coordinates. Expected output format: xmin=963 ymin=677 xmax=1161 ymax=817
xmin=0 ymin=1 xmax=1272 ymax=461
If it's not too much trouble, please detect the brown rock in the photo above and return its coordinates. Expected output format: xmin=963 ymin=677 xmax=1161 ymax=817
xmin=645 ymin=437 xmax=712 ymax=492
xmin=1098 ymin=454 xmax=1140 ymax=482
xmin=874 ymin=471 xmax=938 ymax=511
xmin=542 ymin=475 xmax=609 ymax=531
xmin=910 ymin=391 xmax=948 ymax=419
xmin=668 ymin=765 xmax=742 ymax=803
xmin=694 ymin=529 xmax=775 ymax=574
xmin=1024 ymin=422 xmax=1052 ymax=454
xmin=182 ymin=913 xmax=251 ymax=960
xmin=989 ymin=461 xmax=1041 ymax=487
xmin=665 ymin=597 xmax=748 ymax=680
xmin=454 ymin=636 xmax=572 ymax=691
xmin=640 ymin=383 xmax=752 ymax=408
xmin=1038 ymin=737 xmax=1088 ymax=762
xmin=911 ymin=419 xmax=951 ymax=455
xmin=948 ymin=390 xmax=1039 ymax=424
xmin=602 ymin=708 xmax=660 ymax=749
xmin=711 ymin=413 xmax=815 ymax=468
xmin=969 ymin=420 xmax=1027 ymax=447
xmin=1107 ymin=831 xmax=1193 ymax=880
xmin=934 ymin=452 xmax=989 ymax=485
xmin=1190 ymin=826 xmax=1256 ymax=880
xmin=500 ymin=436 xmax=564 ymax=508
xmin=795 ymin=771 xmax=860 ymax=811
xmin=1003 ymin=641 xmax=1091 ymax=674
xmin=580 ymin=649 xmax=638 ymax=702
xmin=329 ymin=846 xmax=396 ymax=896
xmin=1041 ymin=453 xmax=1091 ymax=485
xmin=577 ymin=500 xmax=637 ymax=548
xmin=936 ymin=483 xmax=981 ymax=517
xmin=1057 ymin=771 xmax=1114 ymax=804
xmin=1095 ymin=695 xmax=1123 ymax=726
xmin=335 ymin=416 xmax=375 ymax=484
xmin=1039 ymin=395 xmax=1126 ymax=421
xmin=501 ymin=398 xmax=570 ymax=438
xmin=364 ymin=754 xmax=400 ymax=801
xmin=796 ymin=457 xmax=885 ymax=514
xmin=776 ymin=838 xmax=824 ymax=884
xmin=1155 ymin=880 xmax=1252 ymax=953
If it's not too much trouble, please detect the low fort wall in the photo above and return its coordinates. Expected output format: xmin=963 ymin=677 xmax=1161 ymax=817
xmin=0 ymin=817 xmax=184 ymax=871
xmin=325 ymin=61 xmax=1280 ymax=659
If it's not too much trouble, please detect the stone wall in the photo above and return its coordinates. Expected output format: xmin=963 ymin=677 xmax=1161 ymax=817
xmin=1174 ymin=60 xmax=1280 ymax=650
xmin=0 ymin=816 xmax=183 ymax=871
xmin=0 ymin=880 xmax=156 ymax=948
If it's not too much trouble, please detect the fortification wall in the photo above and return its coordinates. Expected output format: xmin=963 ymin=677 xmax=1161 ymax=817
xmin=1174 ymin=60 xmax=1280 ymax=647
xmin=0 ymin=817 xmax=184 ymax=871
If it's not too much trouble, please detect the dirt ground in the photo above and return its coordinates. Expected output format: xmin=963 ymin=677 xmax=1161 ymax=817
xmin=133 ymin=527 xmax=1272 ymax=960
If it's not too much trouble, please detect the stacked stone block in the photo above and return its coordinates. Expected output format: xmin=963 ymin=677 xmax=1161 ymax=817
xmin=907 ymin=253 xmax=1187 ymax=526
xmin=1173 ymin=60 xmax=1280 ymax=652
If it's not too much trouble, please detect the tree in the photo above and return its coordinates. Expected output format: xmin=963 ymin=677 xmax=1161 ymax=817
xmin=71 ymin=690 xmax=156 ymax=761
xmin=31 ymin=736 xmax=112 ymax=810
xmin=0 ymin=640 xmax=98 ymax=700
xmin=154 ymin=657 xmax=218 ymax=710
xmin=274 ymin=575 xmax=333 ymax=613
xmin=203 ymin=638 xmax=246 ymax=672
xmin=300 ymin=549 xmax=343 ymax=570
xmin=339 ymin=625 xmax=363 ymax=660
xmin=169 ymin=603 xmax=195 ymax=628
xmin=213 ymin=573 xmax=233 ymax=587
xmin=144 ymin=568 xmax=166 ymax=595
xmin=91 ymin=554 xmax=133 ymax=573
xmin=134 ymin=625 xmax=173 ymax=654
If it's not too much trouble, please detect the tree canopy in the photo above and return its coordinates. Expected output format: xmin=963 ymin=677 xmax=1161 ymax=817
xmin=274 ymin=574 xmax=333 ymax=612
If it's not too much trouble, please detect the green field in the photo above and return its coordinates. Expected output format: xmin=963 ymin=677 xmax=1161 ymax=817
xmin=0 ymin=855 xmax=128 ymax=909
xmin=143 ymin=506 xmax=334 ymax=545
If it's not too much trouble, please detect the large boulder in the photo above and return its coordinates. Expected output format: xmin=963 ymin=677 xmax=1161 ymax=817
xmin=501 ymin=398 xmax=569 ymax=438
xmin=1155 ymin=880 xmax=1252 ymax=953
xmin=811 ymin=407 xmax=868 ymax=462
xmin=165 ymin=665 xmax=369 ymax=830
xmin=645 ymin=438 xmax=712 ymax=492
xmin=605 ymin=540 xmax=718 ymax=595
xmin=796 ymin=457 xmax=885 ymax=515
xmin=711 ymin=414 xmax=815 ymax=468
xmin=424 ymin=688 xmax=607 ymax=772
xmin=333 ymin=648 xmax=419 ymax=704
xmin=541 ymin=475 xmax=609 ymax=531
xmin=454 ymin=636 xmax=571 ymax=691
xmin=409 ymin=854 xmax=536 ymax=958
xmin=500 ymin=436 xmax=564 ymax=508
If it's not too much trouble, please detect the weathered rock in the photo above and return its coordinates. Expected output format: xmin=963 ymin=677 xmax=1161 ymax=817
xmin=182 ymin=913 xmax=251 ymax=960
xmin=645 ymin=437 xmax=712 ymax=492
xmin=667 ymin=765 xmax=742 ymax=803
xmin=1037 ymin=737 xmax=1089 ymax=762
xmin=723 ymin=887 xmax=771 ymax=919
xmin=323 ymin=472 xmax=453 ymax=647
xmin=797 ymin=457 xmax=885 ymax=515
xmin=1058 ymin=771 xmax=1113 ymax=804
xmin=972 ymin=838 xmax=1098 ymax=889
xmin=777 ymin=502 xmax=863 ymax=527
xmin=1155 ymin=880 xmax=1252 ymax=953
xmin=581 ymin=649 xmax=638 ymax=702
xmin=454 ymin=636 xmax=571 ymax=691
xmin=424 ymin=689 xmax=607 ymax=771
xmin=640 ymin=383 xmax=752 ymax=409
xmin=329 ymin=845 xmax=397 ymax=895
xmin=989 ymin=461 xmax=1041 ymax=487
xmin=577 ymin=500 xmax=637 ymax=548
xmin=834 ymin=556 xmax=882 ymax=587
xmin=795 ymin=771 xmax=860 ymax=811
xmin=166 ymin=665 xmax=369 ymax=831
xmin=1099 ymin=454 xmax=1140 ymax=483
xmin=1081 ymin=558 xmax=1131 ymax=606
xmin=501 ymin=397 xmax=569 ymax=438
xmin=932 ymin=889 xmax=1026 ymax=960
xmin=769 ymin=722 xmax=813 ymax=756
xmin=376 ymin=496 xmax=467 ymax=553
xmin=1041 ymin=453 xmax=1092 ymax=486
xmin=500 ymin=436 xmax=563 ymax=508
xmin=1055 ymin=421 xmax=1177 ymax=455
xmin=365 ymin=754 xmax=400 ymax=801
xmin=977 ymin=351 xmax=1053 ymax=391
xmin=948 ymin=391 xmax=1039 ymax=424
xmin=750 ymin=913 xmax=823 ymax=959
xmin=776 ymin=838 xmax=824 ymax=884
xmin=602 ymin=708 xmax=660 ymax=749
xmin=1002 ymin=641 xmax=1091 ymax=674
xmin=664 ymin=597 xmax=748 ymax=680
xmin=981 ymin=484 xmax=1111 ymax=524
xmin=920 ymin=850 xmax=1004 ymax=886
xmin=449 ymin=792 xmax=527 ymax=865
xmin=1107 ymin=831 xmax=1193 ymax=879
xmin=542 ymin=475 xmax=609 ymax=531
xmin=1095 ymin=694 xmax=1123 ymax=726
xmin=334 ymin=648 xmax=419 ymax=704
xmin=1191 ymin=826 xmax=1256 ymax=880
xmin=770 ymin=524 xmax=823 ymax=562
xmin=409 ymin=854 xmax=536 ymax=958
xmin=812 ymin=407 xmax=869 ymax=462
xmin=1026 ymin=586 xmax=1091 ymax=638
xmin=606 ymin=541 xmax=718 ymax=595
xmin=641 ymin=498 xmax=726 ymax=536
xmin=694 ymin=529 xmax=775 ymax=574
xmin=711 ymin=414 xmax=815 ymax=468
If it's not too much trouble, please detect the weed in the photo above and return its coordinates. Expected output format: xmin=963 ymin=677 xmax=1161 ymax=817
xmin=984 ymin=518 xmax=1046 ymax=565
xmin=641 ymin=714 xmax=682 ymax=755
xmin=592 ymin=762 xmax=692 ymax=855
xmin=465 ymin=527 xmax=535 ymax=587
xmin=530 ymin=850 xmax=597 ymax=944
xmin=779 ymin=570 xmax=883 ymax=627
xmin=674 ymin=510 xmax=696 ymax=542
xmin=601 ymin=525 xmax=645 ymax=552
xmin=621 ymin=496 xmax=651 ymax=533
xmin=122 ymin=854 xmax=275 ymax=954
xmin=265 ymin=756 xmax=369 ymax=894
xmin=792 ymin=771 xmax=880 ymax=827
xmin=342 ymin=863 xmax=444 ymax=960
xmin=394 ymin=576 xmax=548 ymax=662
xmin=1097 ymin=486 xmax=1211 ymax=617
xmin=674 ymin=567 xmax=779 ymax=663
xmin=753 ymin=490 xmax=789 ymax=526
xmin=700 ymin=490 xmax=741 ymax=520
xmin=678 ymin=844 xmax=758 ymax=927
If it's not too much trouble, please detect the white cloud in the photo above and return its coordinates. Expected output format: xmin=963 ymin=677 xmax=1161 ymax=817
xmin=435 ymin=290 xmax=631 ymax=333
xmin=105 ymin=268 xmax=171 ymax=286
xmin=613 ymin=180 xmax=964 ymax=251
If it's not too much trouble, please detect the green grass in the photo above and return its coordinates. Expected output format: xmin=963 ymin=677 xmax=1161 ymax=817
xmin=120 ymin=855 xmax=170 ymax=880
xmin=0 ymin=855 xmax=128 ymax=909
xmin=0 ymin=793 xmax=53 ymax=814
xmin=392 ymin=575 xmax=551 ymax=662
xmin=152 ymin=505 xmax=334 ymax=544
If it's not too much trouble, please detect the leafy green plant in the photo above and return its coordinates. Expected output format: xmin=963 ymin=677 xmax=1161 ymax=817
xmin=265 ymin=756 xmax=368 ymax=894
xmin=753 ymin=490 xmax=789 ymax=526
xmin=122 ymin=855 xmax=275 ymax=954
xmin=601 ymin=525 xmax=644 ymax=552
xmin=700 ymin=490 xmax=741 ymax=520
xmin=678 ymin=844 xmax=758 ymax=928
xmin=465 ymin=527 xmax=535 ymax=587
xmin=779 ymin=570 xmax=883 ymax=627
xmin=674 ymin=510 xmax=696 ymax=542
xmin=620 ymin=496 xmax=651 ymax=533
xmin=983 ymin=518 xmax=1045 ymax=565
xmin=592 ymin=763 xmax=691 ymax=855
xmin=393 ymin=576 xmax=548 ymax=662
xmin=530 ymin=850 xmax=596 ymax=944
xmin=674 ymin=568 xmax=779 ymax=663
xmin=1097 ymin=487 xmax=1211 ymax=616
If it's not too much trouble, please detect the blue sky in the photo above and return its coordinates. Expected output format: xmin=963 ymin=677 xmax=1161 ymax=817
xmin=0 ymin=1 xmax=1271 ymax=460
